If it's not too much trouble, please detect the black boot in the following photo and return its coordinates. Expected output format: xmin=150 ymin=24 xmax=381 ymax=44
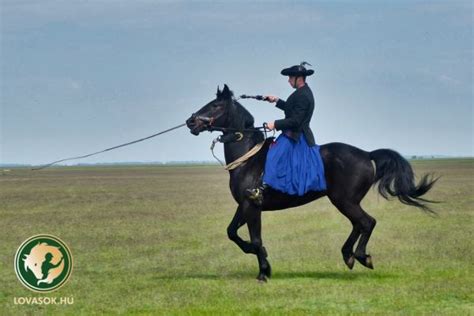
xmin=245 ymin=184 xmax=267 ymax=206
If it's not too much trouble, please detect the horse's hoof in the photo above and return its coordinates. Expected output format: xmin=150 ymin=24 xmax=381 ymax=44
xmin=257 ymin=277 xmax=267 ymax=283
xmin=365 ymin=255 xmax=374 ymax=269
xmin=356 ymin=254 xmax=374 ymax=269
xmin=257 ymin=275 xmax=267 ymax=283
xmin=345 ymin=255 xmax=355 ymax=270
xmin=263 ymin=263 xmax=272 ymax=278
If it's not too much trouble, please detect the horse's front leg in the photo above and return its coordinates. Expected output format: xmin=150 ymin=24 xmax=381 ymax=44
xmin=227 ymin=205 xmax=254 ymax=254
xmin=243 ymin=202 xmax=272 ymax=282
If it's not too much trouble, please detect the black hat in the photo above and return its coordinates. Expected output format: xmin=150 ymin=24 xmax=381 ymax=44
xmin=281 ymin=62 xmax=314 ymax=77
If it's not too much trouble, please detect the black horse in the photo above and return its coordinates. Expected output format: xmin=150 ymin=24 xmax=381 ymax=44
xmin=186 ymin=84 xmax=437 ymax=282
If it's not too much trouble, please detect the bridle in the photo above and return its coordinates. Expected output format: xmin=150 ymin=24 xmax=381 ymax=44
xmin=190 ymin=110 xmax=273 ymax=166
xmin=190 ymin=113 xmax=271 ymax=138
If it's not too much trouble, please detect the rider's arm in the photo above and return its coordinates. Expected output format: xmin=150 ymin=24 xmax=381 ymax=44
xmin=275 ymin=99 xmax=286 ymax=111
xmin=274 ymin=97 xmax=308 ymax=131
xmin=52 ymin=257 xmax=64 ymax=268
xmin=264 ymin=96 xmax=284 ymax=110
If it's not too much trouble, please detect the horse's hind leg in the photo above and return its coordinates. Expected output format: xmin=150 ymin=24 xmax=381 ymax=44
xmin=331 ymin=201 xmax=376 ymax=269
xmin=341 ymin=223 xmax=360 ymax=269
xmin=353 ymin=206 xmax=376 ymax=269
xmin=331 ymin=201 xmax=361 ymax=269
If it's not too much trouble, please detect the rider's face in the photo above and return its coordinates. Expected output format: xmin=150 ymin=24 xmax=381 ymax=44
xmin=288 ymin=76 xmax=297 ymax=88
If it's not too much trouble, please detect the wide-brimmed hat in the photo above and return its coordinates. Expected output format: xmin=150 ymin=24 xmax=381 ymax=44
xmin=281 ymin=62 xmax=314 ymax=77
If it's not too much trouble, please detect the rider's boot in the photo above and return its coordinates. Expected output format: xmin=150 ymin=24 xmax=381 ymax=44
xmin=245 ymin=183 xmax=268 ymax=206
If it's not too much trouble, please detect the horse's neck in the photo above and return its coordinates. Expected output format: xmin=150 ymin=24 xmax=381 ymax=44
xmin=223 ymin=101 xmax=262 ymax=165
xmin=223 ymin=133 xmax=258 ymax=165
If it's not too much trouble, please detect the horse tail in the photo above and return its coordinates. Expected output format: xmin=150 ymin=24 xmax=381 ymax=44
xmin=369 ymin=149 xmax=438 ymax=213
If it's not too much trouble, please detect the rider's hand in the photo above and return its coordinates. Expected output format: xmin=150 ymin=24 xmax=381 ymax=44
xmin=265 ymin=96 xmax=279 ymax=103
xmin=266 ymin=121 xmax=275 ymax=130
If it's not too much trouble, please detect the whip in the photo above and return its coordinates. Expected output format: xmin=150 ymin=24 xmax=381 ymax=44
xmin=239 ymin=95 xmax=269 ymax=101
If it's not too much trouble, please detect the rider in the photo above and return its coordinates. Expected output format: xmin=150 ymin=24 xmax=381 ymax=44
xmin=41 ymin=253 xmax=64 ymax=279
xmin=246 ymin=62 xmax=327 ymax=204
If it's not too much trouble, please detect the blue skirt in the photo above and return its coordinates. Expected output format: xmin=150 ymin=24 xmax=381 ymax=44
xmin=263 ymin=134 xmax=327 ymax=196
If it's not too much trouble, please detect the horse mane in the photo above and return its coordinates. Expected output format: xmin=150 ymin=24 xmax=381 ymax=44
xmin=233 ymin=101 xmax=265 ymax=143
xmin=216 ymin=85 xmax=264 ymax=143
xmin=229 ymin=101 xmax=255 ymax=129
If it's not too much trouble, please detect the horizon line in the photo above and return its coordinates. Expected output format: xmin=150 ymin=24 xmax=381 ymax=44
xmin=2 ymin=155 xmax=473 ymax=168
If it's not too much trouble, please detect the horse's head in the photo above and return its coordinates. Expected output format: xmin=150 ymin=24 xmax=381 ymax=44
xmin=23 ymin=242 xmax=63 ymax=280
xmin=186 ymin=84 xmax=236 ymax=135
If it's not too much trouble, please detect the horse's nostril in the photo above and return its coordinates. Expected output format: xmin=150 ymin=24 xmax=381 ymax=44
xmin=186 ymin=117 xmax=195 ymax=126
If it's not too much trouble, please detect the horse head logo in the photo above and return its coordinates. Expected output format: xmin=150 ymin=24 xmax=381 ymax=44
xmin=15 ymin=235 xmax=72 ymax=292
xmin=22 ymin=242 xmax=65 ymax=285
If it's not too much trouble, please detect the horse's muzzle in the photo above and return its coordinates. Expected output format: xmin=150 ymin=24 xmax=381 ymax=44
xmin=186 ymin=114 xmax=205 ymax=135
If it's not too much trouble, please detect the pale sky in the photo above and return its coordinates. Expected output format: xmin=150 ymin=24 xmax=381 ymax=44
xmin=1 ymin=1 xmax=472 ymax=165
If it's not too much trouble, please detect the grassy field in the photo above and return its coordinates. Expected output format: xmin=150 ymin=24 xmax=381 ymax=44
xmin=1 ymin=159 xmax=473 ymax=315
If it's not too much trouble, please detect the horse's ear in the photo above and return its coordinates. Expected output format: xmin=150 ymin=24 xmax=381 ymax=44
xmin=221 ymin=84 xmax=232 ymax=100
xmin=216 ymin=85 xmax=222 ymax=98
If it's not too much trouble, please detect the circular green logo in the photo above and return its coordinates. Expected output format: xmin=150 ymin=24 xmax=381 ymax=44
xmin=14 ymin=234 xmax=73 ymax=292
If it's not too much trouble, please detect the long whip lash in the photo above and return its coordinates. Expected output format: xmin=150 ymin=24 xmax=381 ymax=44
xmin=32 ymin=123 xmax=186 ymax=170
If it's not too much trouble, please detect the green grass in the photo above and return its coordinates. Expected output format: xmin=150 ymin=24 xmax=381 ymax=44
xmin=1 ymin=160 xmax=473 ymax=315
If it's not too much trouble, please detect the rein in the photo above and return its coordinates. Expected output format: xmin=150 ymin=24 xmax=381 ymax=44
xmin=195 ymin=114 xmax=273 ymax=167
xmin=193 ymin=115 xmax=269 ymax=134
xmin=34 ymin=93 xmax=272 ymax=170
xmin=32 ymin=123 xmax=187 ymax=170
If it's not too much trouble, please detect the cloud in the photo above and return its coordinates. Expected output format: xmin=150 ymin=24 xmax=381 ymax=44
xmin=3 ymin=75 xmax=83 ymax=99
xmin=437 ymin=74 xmax=461 ymax=87
xmin=2 ymin=1 xmax=324 ymax=32
xmin=69 ymin=79 xmax=82 ymax=90
xmin=1 ymin=0 xmax=161 ymax=31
